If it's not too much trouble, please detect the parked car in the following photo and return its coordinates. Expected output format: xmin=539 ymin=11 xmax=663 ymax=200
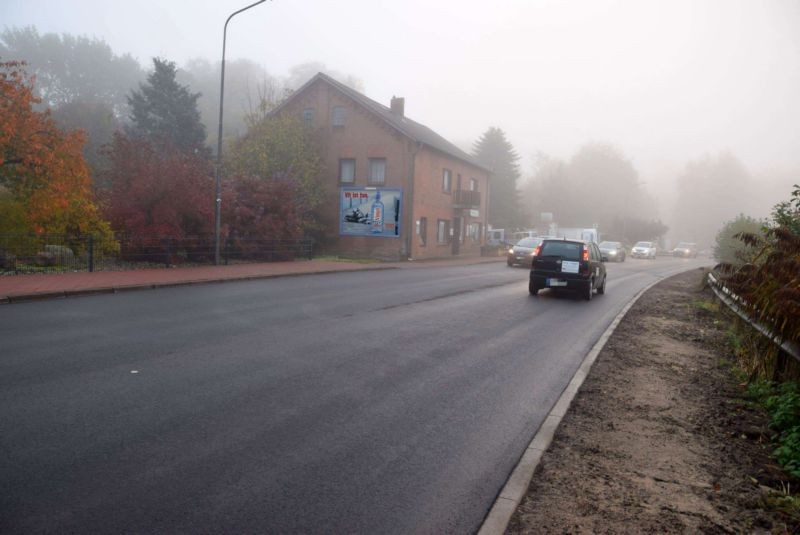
xmin=529 ymin=239 xmax=607 ymax=300
xmin=598 ymin=241 xmax=626 ymax=262
xmin=673 ymin=242 xmax=698 ymax=258
xmin=507 ymin=237 xmax=544 ymax=267
xmin=631 ymin=241 xmax=657 ymax=259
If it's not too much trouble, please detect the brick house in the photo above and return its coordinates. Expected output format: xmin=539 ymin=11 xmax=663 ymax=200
xmin=273 ymin=73 xmax=491 ymax=260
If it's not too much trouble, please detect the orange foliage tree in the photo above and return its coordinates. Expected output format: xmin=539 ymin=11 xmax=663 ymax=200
xmin=0 ymin=61 xmax=112 ymax=237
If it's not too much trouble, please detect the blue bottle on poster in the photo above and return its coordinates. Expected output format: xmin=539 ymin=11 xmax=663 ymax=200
xmin=370 ymin=191 xmax=384 ymax=234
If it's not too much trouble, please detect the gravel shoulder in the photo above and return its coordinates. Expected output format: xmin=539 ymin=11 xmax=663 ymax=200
xmin=507 ymin=268 xmax=793 ymax=533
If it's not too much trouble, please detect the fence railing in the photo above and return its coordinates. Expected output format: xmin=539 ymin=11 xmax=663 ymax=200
xmin=0 ymin=234 xmax=314 ymax=275
xmin=707 ymin=271 xmax=800 ymax=362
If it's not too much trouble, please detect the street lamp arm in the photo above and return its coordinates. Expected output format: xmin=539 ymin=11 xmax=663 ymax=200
xmin=225 ymin=0 xmax=268 ymax=31
xmin=214 ymin=0 xmax=268 ymax=265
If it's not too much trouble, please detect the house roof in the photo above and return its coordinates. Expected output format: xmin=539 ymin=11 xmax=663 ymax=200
xmin=275 ymin=72 xmax=492 ymax=174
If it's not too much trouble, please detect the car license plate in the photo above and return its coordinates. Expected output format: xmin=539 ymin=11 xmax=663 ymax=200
xmin=561 ymin=261 xmax=579 ymax=274
xmin=547 ymin=278 xmax=567 ymax=287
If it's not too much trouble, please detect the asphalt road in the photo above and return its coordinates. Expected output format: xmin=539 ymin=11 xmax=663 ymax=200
xmin=0 ymin=256 xmax=708 ymax=534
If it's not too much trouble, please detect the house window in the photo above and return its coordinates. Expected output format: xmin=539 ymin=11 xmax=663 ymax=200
xmin=332 ymin=105 xmax=346 ymax=127
xmin=339 ymin=158 xmax=355 ymax=183
xmin=437 ymin=219 xmax=450 ymax=244
xmin=368 ymin=158 xmax=386 ymax=184
xmin=442 ymin=169 xmax=452 ymax=193
xmin=418 ymin=217 xmax=427 ymax=247
xmin=470 ymin=178 xmax=478 ymax=191
xmin=302 ymin=108 xmax=315 ymax=127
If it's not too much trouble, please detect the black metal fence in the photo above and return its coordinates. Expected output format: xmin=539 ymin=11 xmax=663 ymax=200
xmin=0 ymin=234 xmax=314 ymax=275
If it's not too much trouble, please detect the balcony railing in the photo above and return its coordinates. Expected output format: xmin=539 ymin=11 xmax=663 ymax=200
xmin=452 ymin=189 xmax=481 ymax=208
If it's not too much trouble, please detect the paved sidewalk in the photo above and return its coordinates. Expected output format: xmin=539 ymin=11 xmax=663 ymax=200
xmin=0 ymin=255 xmax=504 ymax=303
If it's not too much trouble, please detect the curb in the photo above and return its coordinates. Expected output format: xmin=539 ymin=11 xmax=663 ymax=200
xmin=477 ymin=276 xmax=665 ymax=535
xmin=1 ymin=264 xmax=399 ymax=304
xmin=0 ymin=257 xmax=505 ymax=305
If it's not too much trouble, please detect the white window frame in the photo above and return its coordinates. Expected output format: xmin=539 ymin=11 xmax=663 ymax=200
xmin=339 ymin=158 xmax=355 ymax=183
xmin=332 ymin=106 xmax=346 ymax=127
xmin=368 ymin=158 xmax=386 ymax=185
xmin=302 ymin=108 xmax=315 ymax=127
xmin=437 ymin=219 xmax=449 ymax=244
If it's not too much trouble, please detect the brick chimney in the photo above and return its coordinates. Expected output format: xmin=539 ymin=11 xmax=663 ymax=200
xmin=390 ymin=96 xmax=405 ymax=117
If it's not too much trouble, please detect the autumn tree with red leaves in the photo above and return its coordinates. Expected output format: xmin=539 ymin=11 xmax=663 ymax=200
xmin=102 ymin=134 xmax=214 ymax=237
xmin=0 ymin=61 xmax=112 ymax=237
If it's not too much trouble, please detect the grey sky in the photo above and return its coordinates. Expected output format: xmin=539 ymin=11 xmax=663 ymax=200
xmin=3 ymin=0 xmax=799 ymax=188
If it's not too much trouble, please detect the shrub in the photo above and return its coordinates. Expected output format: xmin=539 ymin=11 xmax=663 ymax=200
xmin=713 ymin=213 xmax=765 ymax=266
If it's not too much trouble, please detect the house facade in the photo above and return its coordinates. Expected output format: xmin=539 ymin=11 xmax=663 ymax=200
xmin=274 ymin=73 xmax=491 ymax=260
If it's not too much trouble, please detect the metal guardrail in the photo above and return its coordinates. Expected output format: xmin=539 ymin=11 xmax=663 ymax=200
xmin=707 ymin=271 xmax=800 ymax=362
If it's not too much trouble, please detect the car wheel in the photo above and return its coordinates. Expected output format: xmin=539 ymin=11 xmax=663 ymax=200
xmin=529 ymin=280 xmax=539 ymax=295
xmin=507 ymin=260 xmax=514 ymax=267
xmin=584 ymin=278 xmax=594 ymax=301
xmin=597 ymin=275 xmax=606 ymax=295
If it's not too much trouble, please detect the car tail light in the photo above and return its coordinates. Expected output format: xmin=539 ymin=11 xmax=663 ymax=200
xmin=582 ymin=245 xmax=589 ymax=261
xmin=533 ymin=245 xmax=542 ymax=256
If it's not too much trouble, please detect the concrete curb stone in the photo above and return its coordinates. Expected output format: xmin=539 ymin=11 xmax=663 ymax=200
xmin=1 ymin=256 xmax=504 ymax=304
xmin=476 ymin=275 xmax=669 ymax=535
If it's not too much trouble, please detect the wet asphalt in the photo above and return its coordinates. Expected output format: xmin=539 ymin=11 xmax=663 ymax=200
xmin=0 ymin=257 xmax=707 ymax=534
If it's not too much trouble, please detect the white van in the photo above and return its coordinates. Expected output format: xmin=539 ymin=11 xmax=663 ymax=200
xmin=511 ymin=230 xmax=539 ymax=242
xmin=486 ymin=229 xmax=506 ymax=246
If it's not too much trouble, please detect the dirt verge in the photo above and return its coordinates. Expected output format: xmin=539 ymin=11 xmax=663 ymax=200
xmin=507 ymin=268 xmax=794 ymax=533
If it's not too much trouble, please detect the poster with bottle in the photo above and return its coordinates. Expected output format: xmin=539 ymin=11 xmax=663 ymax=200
xmin=340 ymin=187 xmax=403 ymax=238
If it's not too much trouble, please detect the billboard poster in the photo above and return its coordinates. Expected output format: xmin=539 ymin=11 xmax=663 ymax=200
xmin=339 ymin=187 xmax=402 ymax=238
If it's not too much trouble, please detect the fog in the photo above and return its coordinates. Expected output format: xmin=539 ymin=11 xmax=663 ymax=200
xmin=3 ymin=0 xmax=799 ymax=246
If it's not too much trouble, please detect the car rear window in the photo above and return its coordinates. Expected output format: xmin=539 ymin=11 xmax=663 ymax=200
xmin=539 ymin=241 xmax=582 ymax=260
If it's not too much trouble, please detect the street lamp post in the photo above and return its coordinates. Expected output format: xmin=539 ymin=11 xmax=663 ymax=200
xmin=215 ymin=0 xmax=268 ymax=265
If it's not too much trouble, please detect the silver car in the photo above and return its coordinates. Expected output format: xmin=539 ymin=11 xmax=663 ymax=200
xmin=631 ymin=241 xmax=657 ymax=259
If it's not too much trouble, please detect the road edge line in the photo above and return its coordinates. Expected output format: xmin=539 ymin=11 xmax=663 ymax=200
xmin=476 ymin=275 xmax=666 ymax=535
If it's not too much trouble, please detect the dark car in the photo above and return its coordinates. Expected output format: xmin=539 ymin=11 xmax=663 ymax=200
xmin=673 ymin=242 xmax=698 ymax=258
xmin=598 ymin=240 xmax=626 ymax=262
xmin=507 ymin=237 xmax=544 ymax=267
xmin=529 ymin=239 xmax=607 ymax=300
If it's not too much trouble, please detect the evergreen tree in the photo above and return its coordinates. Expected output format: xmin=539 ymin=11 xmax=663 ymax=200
xmin=127 ymin=58 xmax=207 ymax=154
xmin=472 ymin=127 xmax=523 ymax=229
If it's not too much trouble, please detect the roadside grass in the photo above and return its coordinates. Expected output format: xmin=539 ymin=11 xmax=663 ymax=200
xmin=312 ymin=255 xmax=383 ymax=265
xmin=704 ymin=293 xmax=800 ymax=518
xmin=692 ymin=298 xmax=720 ymax=314
xmin=762 ymin=482 xmax=800 ymax=524
xmin=745 ymin=380 xmax=800 ymax=480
